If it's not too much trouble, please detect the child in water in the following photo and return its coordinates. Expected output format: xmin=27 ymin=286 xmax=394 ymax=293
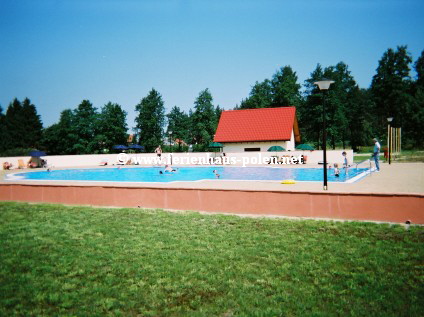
xmin=334 ymin=163 xmax=340 ymax=177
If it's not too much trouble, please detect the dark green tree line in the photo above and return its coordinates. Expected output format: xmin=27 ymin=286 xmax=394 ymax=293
xmin=300 ymin=62 xmax=378 ymax=150
xmin=0 ymin=98 xmax=43 ymax=154
xmin=2 ymin=45 xmax=423 ymax=156
xmin=41 ymin=101 xmax=128 ymax=155
xmin=235 ymin=46 xmax=423 ymax=150
xmin=370 ymin=46 xmax=424 ymax=148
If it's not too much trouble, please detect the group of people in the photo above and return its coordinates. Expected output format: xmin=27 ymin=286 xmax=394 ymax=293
xmin=329 ymin=151 xmax=350 ymax=177
xmin=155 ymin=145 xmax=177 ymax=174
xmin=154 ymin=140 xmax=384 ymax=177
xmin=2 ymin=158 xmax=47 ymax=170
xmin=331 ymin=138 xmax=381 ymax=177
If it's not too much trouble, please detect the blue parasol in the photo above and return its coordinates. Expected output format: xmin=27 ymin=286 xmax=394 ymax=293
xmin=29 ymin=150 xmax=47 ymax=157
xmin=128 ymin=144 xmax=145 ymax=151
xmin=112 ymin=145 xmax=128 ymax=150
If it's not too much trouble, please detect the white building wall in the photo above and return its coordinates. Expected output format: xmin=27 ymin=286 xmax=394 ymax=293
xmin=288 ymin=131 xmax=295 ymax=151
xmin=222 ymin=137 xmax=295 ymax=153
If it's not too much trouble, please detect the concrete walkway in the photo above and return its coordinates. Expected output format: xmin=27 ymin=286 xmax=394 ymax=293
xmin=194 ymin=162 xmax=424 ymax=194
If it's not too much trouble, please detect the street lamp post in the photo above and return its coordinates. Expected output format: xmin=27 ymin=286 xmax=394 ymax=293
xmin=314 ymin=79 xmax=335 ymax=190
xmin=387 ymin=117 xmax=393 ymax=165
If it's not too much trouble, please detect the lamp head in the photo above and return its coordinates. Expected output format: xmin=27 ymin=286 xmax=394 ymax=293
xmin=387 ymin=117 xmax=393 ymax=123
xmin=314 ymin=79 xmax=335 ymax=91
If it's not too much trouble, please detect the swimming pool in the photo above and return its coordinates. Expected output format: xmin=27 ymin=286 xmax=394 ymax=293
xmin=10 ymin=166 xmax=369 ymax=183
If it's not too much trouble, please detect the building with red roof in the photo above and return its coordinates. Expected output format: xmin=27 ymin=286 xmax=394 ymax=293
xmin=213 ymin=107 xmax=300 ymax=152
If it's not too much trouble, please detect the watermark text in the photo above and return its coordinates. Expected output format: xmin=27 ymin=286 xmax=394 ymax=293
xmin=117 ymin=153 xmax=304 ymax=167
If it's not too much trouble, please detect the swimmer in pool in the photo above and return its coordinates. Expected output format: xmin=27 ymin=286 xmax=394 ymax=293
xmin=161 ymin=165 xmax=176 ymax=174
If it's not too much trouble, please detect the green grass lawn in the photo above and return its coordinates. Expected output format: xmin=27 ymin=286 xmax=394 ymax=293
xmin=0 ymin=202 xmax=423 ymax=316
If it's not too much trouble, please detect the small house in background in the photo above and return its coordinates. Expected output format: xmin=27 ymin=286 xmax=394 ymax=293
xmin=213 ymin=107 xmax=300 ymax=152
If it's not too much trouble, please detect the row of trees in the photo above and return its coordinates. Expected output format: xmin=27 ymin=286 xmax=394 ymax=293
xmin=1 ymin=45 xmax=423 ymax=156
xmin=238 ymin=46 xmax=424 ymax=150
xmin=42 ymin=101 xmax=128 ymax=154
xmin=134 ymin=88 xmax=222 ymax=152
xmin=126 ymin=45 xmax=423 ymax=153
xmin=0 ymin=89 xmax=223 ymax=155
xmin=0 ymin=99 xmax=128 ymax=155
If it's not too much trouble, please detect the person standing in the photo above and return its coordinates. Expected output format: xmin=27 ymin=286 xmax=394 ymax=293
xmin=342 ymin=151 xmax=349 ymax=168
xmin=342 ymin=151 xmax=349 ymax=174
xmin=372 ymin=138 xmax=381 ymax=172
xmin=154 ymin=145 xmax=162 ymax=165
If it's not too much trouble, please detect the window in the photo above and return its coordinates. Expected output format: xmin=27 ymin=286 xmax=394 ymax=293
xmin=244 ymin=148 xmax=261 ymax=152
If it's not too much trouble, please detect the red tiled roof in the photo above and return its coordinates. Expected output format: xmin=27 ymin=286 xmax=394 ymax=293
xmin=214 ymin=107 xmax=296 ymax=142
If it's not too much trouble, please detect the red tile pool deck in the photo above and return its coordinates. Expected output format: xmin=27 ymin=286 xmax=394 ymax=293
xmin=1 ymin=163 xmax=423 ymax=224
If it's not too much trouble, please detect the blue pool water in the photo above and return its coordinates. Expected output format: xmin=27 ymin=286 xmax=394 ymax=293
xmin=12 ymin=166 xmax=369 ymax=183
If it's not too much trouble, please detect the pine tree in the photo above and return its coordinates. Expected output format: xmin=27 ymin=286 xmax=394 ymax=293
xmin=190 ymin=89 xmax=217 ymax=148
xmin=298 ymin=64 xmax=325 ymax=147
xmin=135 ymin=89 xmax=165 ymax=152
xmin=73 ymin=100 xmax=98 ymax=154
xmin=323 ymin=62 xmax=357 ymax=149
xmin=239 ymin=80 xmax=273 ymax=109
xmin=21 ymin=98 xmax=43 ymax=149
xmin=5 ymin=99 xmax=25 ymax=149
xmin=346 ymin=88 xmax=375 ymax=151
xmin=96 ymin=102 xmax=128 ymax=152
xmin=42 ymin=109 xmax=78 ymax=155
xmin=371 ymin=46 xmax=413 ymax=135
xmin=271 ymin=66 xmax=302 ymax=108
xmin=166 ymin=106 xmax=190 ymax=150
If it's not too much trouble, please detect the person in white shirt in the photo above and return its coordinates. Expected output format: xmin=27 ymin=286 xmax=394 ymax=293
xmin=372 ymin=138 xmax=381 ymax=172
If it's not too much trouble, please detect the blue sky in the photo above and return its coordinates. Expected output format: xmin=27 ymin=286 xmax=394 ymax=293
xmin=1 ymin=0 xmax=423 ymax=128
